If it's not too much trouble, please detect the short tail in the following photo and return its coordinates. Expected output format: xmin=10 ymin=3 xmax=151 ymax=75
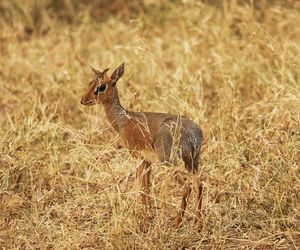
xmin=191 ymin=144 xmax=200 ymax=174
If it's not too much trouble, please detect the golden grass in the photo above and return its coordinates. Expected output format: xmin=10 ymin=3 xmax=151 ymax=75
xmin=1 ymin=1 xmax=300 ymax=249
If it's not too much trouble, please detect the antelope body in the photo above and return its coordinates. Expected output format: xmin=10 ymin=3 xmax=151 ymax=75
xmin=81 ymin=63 xmax=203 ymax=227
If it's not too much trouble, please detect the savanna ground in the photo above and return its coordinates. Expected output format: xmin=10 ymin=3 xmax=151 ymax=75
xmin=1 ymin=0 xmax=300 ymax=249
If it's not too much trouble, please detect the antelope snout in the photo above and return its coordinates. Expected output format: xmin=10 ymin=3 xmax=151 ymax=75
xmin=80 ymin=97 xmax=85 ymax=105
xmin=80 ymin=96 xmax=95 ymax=106
xmin=80 ymin=96 xmax=87 ymax=105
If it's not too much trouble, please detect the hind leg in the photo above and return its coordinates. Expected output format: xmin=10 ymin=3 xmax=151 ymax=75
xmin=174 ymin=182 xmax=191 ymax=228
xmin=154 ymin=124 xmax=202 ymax=227
xmin=154 ymin=127 xmax=190 ymax=227
xmin=187 ymin=153 xmax=203 ymax=223
xmin=194 ymin=174 xmax=203 ymax=224
xmin=153 ymin=124 xmax=177 ymax=164
xmin=172 ymin=170 xmax=203 ymax=227
xmin=182 ymin=152 xmax=203 ymax=225
xmin=192 ymin=153 xmax=203 ymax=223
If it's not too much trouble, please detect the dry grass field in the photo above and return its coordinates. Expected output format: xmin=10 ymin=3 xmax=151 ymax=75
xmin=1 ymin=0 xmax=300 ymax=249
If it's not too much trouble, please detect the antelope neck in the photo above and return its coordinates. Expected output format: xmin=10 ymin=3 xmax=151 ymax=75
xmin=102 ymin=88 xmax=128 ymax=133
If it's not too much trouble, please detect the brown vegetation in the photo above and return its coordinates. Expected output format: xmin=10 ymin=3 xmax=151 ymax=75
xmin=0 ymin=1 xmax=300 ymax=249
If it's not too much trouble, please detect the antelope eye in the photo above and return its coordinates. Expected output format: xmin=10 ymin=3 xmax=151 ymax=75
xmin=95 ymin=84 xmax=106 ymax=94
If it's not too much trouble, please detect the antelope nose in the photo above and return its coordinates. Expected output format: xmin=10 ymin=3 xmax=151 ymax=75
xmin=80 ymin=99 xmax=84 ymax=105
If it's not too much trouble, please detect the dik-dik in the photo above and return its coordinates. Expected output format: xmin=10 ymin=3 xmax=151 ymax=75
xmin=81 ymin=63 xmax=203 ymax=227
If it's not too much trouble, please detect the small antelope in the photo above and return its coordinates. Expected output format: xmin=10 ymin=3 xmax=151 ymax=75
xmin=81 ymin=63 xmax=203 ymax=227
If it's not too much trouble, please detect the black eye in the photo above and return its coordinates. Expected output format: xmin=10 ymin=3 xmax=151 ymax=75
xmin=95 ymin=84 xmax=106 ymax=94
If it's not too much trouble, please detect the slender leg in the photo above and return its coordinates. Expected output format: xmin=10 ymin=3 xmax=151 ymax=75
xmin=174 ymin=182 xmax=191 ymax=228
xmin=173 ymin=169 xmax=203 ymax=228
xmin=144 ymin=161 xmax=151 ymax=208
xmin=195 ymin=175 xmax=203 ymax=224
xmin=136 ymin=160 xmax=151 ymax=207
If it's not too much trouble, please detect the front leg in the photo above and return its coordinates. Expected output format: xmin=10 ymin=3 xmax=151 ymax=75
xmin=136 ymin=159 xmax=152 ymax=207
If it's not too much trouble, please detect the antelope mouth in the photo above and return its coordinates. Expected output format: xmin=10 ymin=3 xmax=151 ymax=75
xmin=81 ymin=100 xmax=95 ymax=106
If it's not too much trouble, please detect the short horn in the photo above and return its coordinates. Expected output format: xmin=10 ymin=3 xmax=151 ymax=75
xmin=90 ymin=65 xmax=102 ymax=77
xmin=102 ymin=68 xmax=110 ymax=74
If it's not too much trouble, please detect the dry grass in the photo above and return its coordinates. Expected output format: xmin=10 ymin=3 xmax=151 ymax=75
xmin=1 ymin=1 xmax=300 ymax=249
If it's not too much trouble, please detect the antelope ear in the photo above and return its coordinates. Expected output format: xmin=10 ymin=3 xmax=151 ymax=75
xmin=111 ymin=62 xmax=125 ymax=86
xmin=90 ymin=66 xmax=102 ymax=78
